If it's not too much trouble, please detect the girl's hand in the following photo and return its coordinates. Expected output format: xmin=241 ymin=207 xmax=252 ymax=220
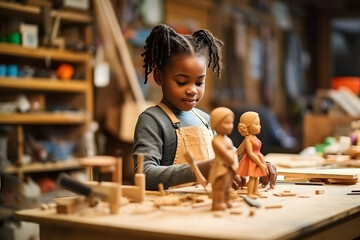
xmin=232 ymin=174 xmax=247 ymax=190
xmin=259 ymin=162 xmax=277 ymax=189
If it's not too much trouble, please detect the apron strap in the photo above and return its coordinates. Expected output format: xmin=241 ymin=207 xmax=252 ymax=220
xmin=157 ymin=102 xmax=180 ymax=129
xmin=192 ymin=109 xmax=211 ymax=130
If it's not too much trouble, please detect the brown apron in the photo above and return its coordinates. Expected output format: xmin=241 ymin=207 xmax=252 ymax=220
xmin=158 ymin=103 xmax=215 ymax=164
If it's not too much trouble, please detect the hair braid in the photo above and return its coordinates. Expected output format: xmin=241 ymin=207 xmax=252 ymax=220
xmin=142 ymin=24 xmax=223 ymax=84
xmin=192 ymin=29 xmax=223 ymax=77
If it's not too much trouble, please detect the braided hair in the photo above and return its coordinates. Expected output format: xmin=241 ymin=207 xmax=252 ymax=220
xmin=141 ymin=24 xmax=223 ymax=83
xmin=238 ymin=111 xmax=259 ymax=137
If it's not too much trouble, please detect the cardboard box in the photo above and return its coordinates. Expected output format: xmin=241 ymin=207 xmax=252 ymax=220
xmin=20 ymin=23 xmax=38 ymax=48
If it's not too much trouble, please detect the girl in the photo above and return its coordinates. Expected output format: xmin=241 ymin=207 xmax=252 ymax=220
xmin=133 ymin=24 xmax=276 ymax=190
xmin=237 ymin=111 xmax=268 ymax=198
xmin=133 ymin=24 xmax=223 ymax=190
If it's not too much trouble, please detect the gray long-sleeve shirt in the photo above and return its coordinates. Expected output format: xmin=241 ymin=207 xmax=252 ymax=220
xmin=132 ymin=105 xmax=211 ymax=190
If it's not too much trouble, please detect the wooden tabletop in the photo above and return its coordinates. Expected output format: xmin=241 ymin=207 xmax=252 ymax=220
xmin=16 ymin=181 xmax=360 ymax=240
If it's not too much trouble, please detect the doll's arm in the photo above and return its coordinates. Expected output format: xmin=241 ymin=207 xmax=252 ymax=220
xmin=259 ymin=153 xmax=266 ymax=164
xmin=212 ymin=136 xmax=235 ymax=166
xmin=237 ymin=140 xmax=246 ymax=155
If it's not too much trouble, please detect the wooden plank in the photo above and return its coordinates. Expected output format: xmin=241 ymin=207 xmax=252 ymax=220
xmin=277 ymin=168 xmax=360 ymax=180
xmin=265 ymin=153 xmax=325 ymax=168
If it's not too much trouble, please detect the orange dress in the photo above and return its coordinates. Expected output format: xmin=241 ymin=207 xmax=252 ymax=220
xmin=237 ymin=136 xmax=266 ymax=177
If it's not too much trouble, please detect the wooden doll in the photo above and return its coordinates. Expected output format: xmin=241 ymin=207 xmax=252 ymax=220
xmin=208 ymin=107 xmax=238 ymax=211
xmin=236 ymin=111 xmax=268 ymax=199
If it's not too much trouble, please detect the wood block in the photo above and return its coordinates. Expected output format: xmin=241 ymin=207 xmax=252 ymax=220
xmin=326 ymin=178 xmax=358 ymax=184
xmin=158 ymin=183 xmax=165 ymax=196
xmin=192 ymin=195 xmax=209 ymax=203
xmin=282 ymin=192 xmax=297 ymax=196
xmin=315 ymin=189 xmax=325 ymax=195
xmin=122 ymin=174 xmax=145 ymax=202
xmin=55 ymin=196 xmax=89 ymax=214
xmin=213 ymin=211 xmax=225 ymax=217
xmin=230 ymin=208 xmax=242 ymax=215
xmin=153 ymin=194 xmax=180 ymax=208
xmin=278 ymin=168 xmax=360 ymax=180
xmin=298 ymin=195 xmax=310 ymax=198
xmin=265 ymin=204 xmax=283 ymax=209
xmin=84 ymin=181 xmax=121 ymax=214
xmin=192 ymin=199 xmax=212 ymax=208
xmin=249 ymin=208 xmax=255 ymax=217
xmin=40 ymin=203 xmax=49 ymax=210
xmin=273 ymin=191 xmax=297 ymax=197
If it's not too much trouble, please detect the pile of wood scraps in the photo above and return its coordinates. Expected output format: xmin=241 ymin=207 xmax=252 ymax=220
xmin=266 ymin=152 xmax=360 ymax=184
xmin=277 ymin=167 xmax=360 ymax=185
xmin=265 ymin=153 xmax=325 ymax=168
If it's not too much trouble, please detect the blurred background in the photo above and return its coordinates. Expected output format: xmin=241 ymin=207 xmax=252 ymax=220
xmin=0 ymin=0 xmax=360 ymax=238
xmin=0 ymin=0 xmax=360 ymax=228
xmin=94 ymin=0 xmax=360 ymax=179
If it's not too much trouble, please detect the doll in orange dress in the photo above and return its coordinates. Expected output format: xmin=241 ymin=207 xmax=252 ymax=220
xmin=236 ymin=111 xmax=268 ymax=199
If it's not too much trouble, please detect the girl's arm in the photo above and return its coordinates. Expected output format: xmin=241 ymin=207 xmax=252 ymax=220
xmin=133 ymin=112 xmax=195 ymax=190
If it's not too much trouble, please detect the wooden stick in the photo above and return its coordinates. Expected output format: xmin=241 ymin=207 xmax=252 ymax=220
xmin=184 ymin=152 xmax=207 ymax=189
xmin=265 ymin=204 xmax=283 ymax=209
xmin=158 ymin=183 xmax=165 ymax=196
xmin=101 ymin=0 xmax=145 ymax=103
xmin=137 ymin=154 xmax=144 ymax=174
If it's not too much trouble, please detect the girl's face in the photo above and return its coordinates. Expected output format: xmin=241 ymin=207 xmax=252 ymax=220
xmin=216 ymin=114 xmax=234 ymax=135
xmin=154 ymin=54 xmax=207 ymax=111
xmin=249 ymin=116 xmax=261 ymax=135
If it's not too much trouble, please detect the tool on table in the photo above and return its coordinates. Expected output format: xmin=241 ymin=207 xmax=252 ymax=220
xmin=241 ymin=195 xmax=261 ymax=208
xmin=347 ymin=190 xmax=360 ymax=195
xmin=56 ymin=173 xmax=120 ymax=214
xmin=277 ymin=180 xmax=325 ymax=186
xmin=57 ymin=173 xmax=106 ymax=200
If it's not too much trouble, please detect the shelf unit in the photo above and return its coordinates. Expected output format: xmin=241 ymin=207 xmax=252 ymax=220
xmin=0 ymin=42 xmax=93 ymax=207
xmin=0 ymin=1 xmax=93 ymax=23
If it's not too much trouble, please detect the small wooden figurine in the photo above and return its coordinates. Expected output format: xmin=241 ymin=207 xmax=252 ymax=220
xmin=236 ymin=111 xmax=268 ymax=199
xmin=208 ymin=107 xmax=238 ymax=211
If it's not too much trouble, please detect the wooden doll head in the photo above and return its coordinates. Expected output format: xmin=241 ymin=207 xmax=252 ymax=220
xmin=210 ymin=107 xmax=235 ymax=134
xmin=238 ymin=111 xmax=260 ymax=136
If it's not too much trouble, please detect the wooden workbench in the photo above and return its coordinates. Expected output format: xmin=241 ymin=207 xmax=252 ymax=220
xmin=16 ymin=183 xmax=360 ymax=240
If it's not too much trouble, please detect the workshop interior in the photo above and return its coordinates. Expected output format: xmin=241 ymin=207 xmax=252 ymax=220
xmin=0 ymin=0 xmax=360 ymax=239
